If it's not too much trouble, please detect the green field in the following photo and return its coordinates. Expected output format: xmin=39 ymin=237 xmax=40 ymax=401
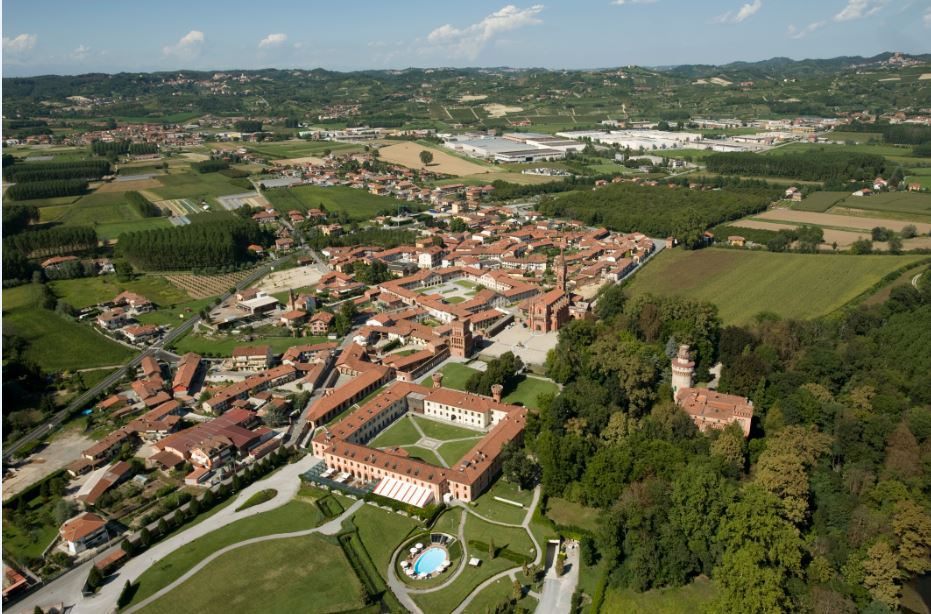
xmin=468 ymin=479 xmax=533 ymax=525
xmin=127 ymin=496 xmax=326 ymax=608
xmin=3 ymin=284 xmax=134 ymax=371
xmin=461 ymin=577 xmax=538 ymax=614
xmin=602 ymin=576 xmax=718 ymax=614
xmin=763 ymin=142 xmax=928 ymax=166
xmin=245 ymin=139 xmax=359 ymax=159
xmin=149 ymin=170 xmax=250 ymax=204
xmin=793 ymin=191 xmax=849 ymax=212
xmin=905 ymin=168 xmax=931 ymax=189
xmin=49 ymin=274 xmax=191 ymax=309
xmin=625 ymin=249 xmax=928 ymax=324
xmin=414 ymin=415 xmax=483 ymax=440
xmin=368 ymin=414 xmax=422 ymax=449
xmin=263 ymin=184 xmax=398 ymax=220
xmin=419 ymin=362 xmax=479 ymax=390
xmin=352 ymin=503 xmax=419 ymax=572
xmin=437 ymin=437 xmax=484 ymax=466
xmin=170 ymin=332 xmax=330 ymax=356
xmin=829 ymin=191 xmax=931 ymax=220
xmin=137 ymin=535 xmax=363 ymax=614
xmin=545 ymin=497 xmax=602 ymax=533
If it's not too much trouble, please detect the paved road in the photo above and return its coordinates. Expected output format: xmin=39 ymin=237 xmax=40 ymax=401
xmin=535 ymin=539 xmax=580 ymax=614
xmin=3 ymin=263 xmax=275 ymax=462
xmin=14 ymin=455 xmax=322 ymax=614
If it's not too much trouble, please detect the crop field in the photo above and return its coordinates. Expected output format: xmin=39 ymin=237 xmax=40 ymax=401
xmin=793 ymin=191 xmax=849 ymax=212
xmin=94 ymin=177 xmax=163 ymax=193
xmin=244 ymin=139 xmax=360 ymax=159
xmin=379 ymin=141 xmax=493 ymax=176
xmin=263 ymin=184 xmax=398 ymax=220
xmin=762 ymin=142 xmax=928 ymax=166
xmin=754 ymin=208 xmax=931 ymax=234
xmin=161 ymin=269 xmax=256 ymax=298
xmin=3 ymin=284 xmax=134 ymax=371
xmin=625 ymin=248 xmax=928 ymax=324
xmin=826 ymin=192 xmax=931 ymax=221
xmin=148 ymin=170 xmax=250 ymax=204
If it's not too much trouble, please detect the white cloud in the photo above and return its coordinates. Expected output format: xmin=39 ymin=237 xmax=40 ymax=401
xmin=426 ymin=4 xmax=544 ymax=60
xmin=787 ymin=20 xmax=827 ymax=38
xmin=834 ymin=0 xmax=888 ymax=22
xmin=924 ymin=6 xmax=931 ymax=26
xmin=72 ymin=44 xmax=91 ymax=60
xmin=713 ymin=0 xmax=763 ymax=23
xmin=162 ymin=30 xmax=205 ymax=60
xmin=787 ymin=21 xmax=827 ymax=38
xmin=2 ymin=33 xmax=37 ymax=54
xmin=612 ymin=0 xmax=657 ymax=5
xmin=259 ymin=33 xmax=288 ymax=48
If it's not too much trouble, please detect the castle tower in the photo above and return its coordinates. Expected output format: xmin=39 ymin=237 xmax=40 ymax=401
xmin=449 ymin=319 xmax=474 ymax=358
xmin=671 ymin=344 xmax=695 ymax=400
xmin=490 ymin=384 xmax=503 ymax=403
xmin=556 ymin=246 xmax=567 ymax=292
xmin=432 ymin=372 xmax=444 ymax=389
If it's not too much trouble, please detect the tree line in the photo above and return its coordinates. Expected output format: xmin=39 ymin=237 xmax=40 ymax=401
xmin=91 ymin=140 xmax=159 ymax=157
xmin=234 ymin=120 xmax=263 ymax=133
xmin=3 ymin=159 xmax=110 ymax=183
xmin=194 ymin=159 xmax=230 ymax=173
xmin=514 ymin=273 xmax=931 ymax=612
xmin=117 ymin=217 xmax=266 ymax=270
xmin=844 ymin=121 xmax=931 ymax=145
xmin=126 ymin=191 xmax=162 ymax=217
xmin=538 ymin=183 xmax=772 ymax=247
xmin=2 ymin=204 xmax=39 ymax=236
xmin=305 ymin=227 xmax=418 ymax=251
xmin=704 ymin=150 xmax=887 ymax=182
xmin=3 ymin=225 xmax=97 ymax=259
xmin=6 ymin=179 xmax=89 ymax=200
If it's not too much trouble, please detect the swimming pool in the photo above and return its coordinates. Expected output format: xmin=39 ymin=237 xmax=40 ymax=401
xmin=413 ymin=547 xmax=447 ymax=575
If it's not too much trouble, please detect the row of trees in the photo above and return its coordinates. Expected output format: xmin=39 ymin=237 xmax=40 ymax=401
xmin=193 ymin=159 xmax=230 ymax=173
xmin=117 ymin=217 xmax=266 ymax=270
xmin=3 ymin=225 xmax=97 ymax=258
xmin=518 ymin=270 xmax=931 ymax=612
xmin=234 ymin=120 xmax=263 ymax=133
xmin=538 ymin=183 xmax=772 ymax=246
xmin=3 ymin=159 xmax=110 ymax=183
xmin=90 ymin=140 xmax=159 ymax=157
xmin=6 ymin=179 xmax=88 ymax=201
xmin=305 ymin=227 xmax=417 ymax=251
xmin=844 ymin=121 xmax=931 ymax=145
xmin=704 ymin=150 xmax=887 ymax=182
xmin=125 ymin=191 xmax=162 ymax=217
xmin=2 ymin=203 xmax=39 ymax=236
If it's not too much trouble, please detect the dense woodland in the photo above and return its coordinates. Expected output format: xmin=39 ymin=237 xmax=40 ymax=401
xmin=511 ymin=275 xmax=931 ymax=613
xmin=705 ymin=151 xmax=887 ymax=183
xmin=117 ymin=216 xmax=266 ymax=270
xmin=3 ymin=225 xmax=97 ymax=260
xmin=538 ymin=183 xmax=773 ymax=246
xmin=3 ymin=159 xmax=110 ymax=183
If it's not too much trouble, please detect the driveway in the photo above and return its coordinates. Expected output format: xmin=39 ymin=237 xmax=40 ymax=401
xmin=535 ymin=539 xmax=580 ymax=614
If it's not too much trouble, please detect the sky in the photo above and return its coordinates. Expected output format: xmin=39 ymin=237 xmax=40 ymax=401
xmin=2 ymin=0 xmax=930 ymax=77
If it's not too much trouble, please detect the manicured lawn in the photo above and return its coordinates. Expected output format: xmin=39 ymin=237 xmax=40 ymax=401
xmin=50 ymin=274 xmax=191 ymax=309
xmin=368 ymin=414 xmax=422 ymax=448
xmin=235 ymin=488 xmax=277 ymax=511
xmin=545 ymin=497 xmax=601 ymax=533
xmin=135 ymin=298 xmax=216 ymax=326
xmin=502 ymin=375 xmax=558 ymax=410
xmin=413 ymin=415 xmax=483 ymax=440
xmin=469 ymin=480 xmax=532 ymax=525
xmin=624 ymin=248 xmax=927 ymax=324
xmin=263 ymin=184 xmax=398 ymax=221
xmin=127 ymin=499 xmax=325 ymax=607
xmin=461 ymin=577 xmax=538 ymax=614
xmin=169 ymin=332 xmax=329 ymax=356
xmin=419 ymin=362 xmax=479 ymax=390
xmin=602 ymin=576 xmax=718 ymax=614
xmin=437 ymin=437 xmax=484 ymax=466
xmin=137 ymin=535 xmax=363 ymax=614
xmin=403 ymin=445 xmax=445 ymax=465
xmin=352 ymin=503 xmax=419 ymax=572
xmin=455 ymin=280 xmax=478 ymax=289
xmin=3 ymin=284 xmax=134 ymax=371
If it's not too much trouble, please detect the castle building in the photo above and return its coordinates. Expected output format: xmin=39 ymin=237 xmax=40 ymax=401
xmin=676 ymin=388 xmax=754 ymax=438
xmin=671 ymin=344 xmax=695 ymax=399
xmin=526 ymin=289 xmax=570 ymax=333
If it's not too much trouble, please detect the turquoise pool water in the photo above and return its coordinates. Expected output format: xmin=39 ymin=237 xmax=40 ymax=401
xmin=413 ymin=547 xmax=447 ymax=574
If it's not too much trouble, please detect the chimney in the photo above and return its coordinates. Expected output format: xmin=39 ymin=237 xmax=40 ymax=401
xmin=432 ymin=372 xmax=443 ymax=389
xmin=324 ymin=388 xmax=334 ymax=397
xmin=491 ymin=384 xmax=503 ymax=403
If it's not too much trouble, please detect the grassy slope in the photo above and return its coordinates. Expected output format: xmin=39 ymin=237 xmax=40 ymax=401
xmin=624 ymin=248 xmax=926 ymax=324
xmin=169 ymin=332 xmax=329 ymax=356
xmin=49 ymin=274 xmax=191 ymax=309
xmin=127 ymin=499 xmax=324 ymax=607
xmin=352 ymin=503 xmax=419 ymax=572
xmin=3 ymin=284 xmax=134 ymax=371
xmin=137 ymin=535 xmax=363 ymax=614
xmin=602 ymin=576 xmax=718 ymax=614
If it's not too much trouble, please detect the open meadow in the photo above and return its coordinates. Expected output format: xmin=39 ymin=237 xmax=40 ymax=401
xmin=624 ymin=248 xmax=928 ymax=324
xmin=263 ymin=184 xmax=399 ymax=220
xmin=379 ymin=141 xmax=492 ymax=176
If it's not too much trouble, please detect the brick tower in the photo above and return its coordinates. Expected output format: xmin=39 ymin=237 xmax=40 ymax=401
xmin=449 ymin=319 xmax=474 ymax=358
xmin=671 ymin=344 xmax=695 ymax=400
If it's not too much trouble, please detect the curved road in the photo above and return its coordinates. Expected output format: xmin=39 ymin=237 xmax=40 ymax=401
xmin=16 ymin=455 xmax=322 ymax=614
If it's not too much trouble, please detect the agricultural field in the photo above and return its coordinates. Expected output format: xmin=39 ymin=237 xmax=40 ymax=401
xmin=29 ymin=189 xmax=174 ymax=240
xmin=793 ymin=191 xmax=850 ymax=212
xmin=243 ymin=139 xmax=360 ymax=160
xmin=161 ymin=269 xmax=257 ymax=299
xmin=147 ymin=170 xmax=251 ymax=205
xmin=378 ymin=141 xmax=493 ymax=176
xmin=625 ymin=248 xmax=928 ymax=324
xmin=2 ymin=284 xmax=134 ymax=371
xmin=169 ymin=331 xmax=329 ymax=356
xmin=263 ymin=184 xmax=398 ymax=220
xmin=49 ymin=274 xmax=191 ymax=309
xmin=905 ymin=168 xmax=931 ymax=189
xmin=762 ymin=141 xmax=928 ymax=166
xmin=754 ymin=208 xmax=931 ymax=234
